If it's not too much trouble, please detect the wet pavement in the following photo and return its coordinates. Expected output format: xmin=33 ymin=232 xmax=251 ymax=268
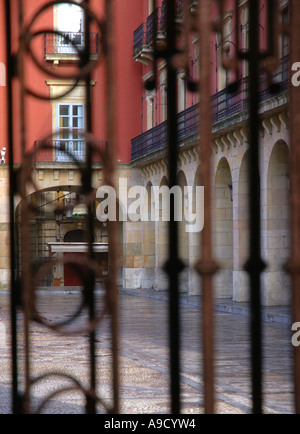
xmin=0 ymin=288 xmax=295 ymax=414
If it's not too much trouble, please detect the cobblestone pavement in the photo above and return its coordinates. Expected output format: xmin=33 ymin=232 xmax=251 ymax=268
xmin=0 ymin=290 xmax=295 ymax=414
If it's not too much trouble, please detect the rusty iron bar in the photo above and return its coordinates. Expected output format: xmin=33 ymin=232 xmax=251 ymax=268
xmin=288 ymin=0 xmax=300 ymax=414
xmin=105 ymin=0 xmax=120 ymax=414
xmin=195 ymin=0 xmax=219 ymax=415
xmin=18 ymin=0 xmax=33 ymax=414
xmin=5 ymin=0 xmax=23 ymax=415
xmin=82 ymin=0 xmax=97 ymax=414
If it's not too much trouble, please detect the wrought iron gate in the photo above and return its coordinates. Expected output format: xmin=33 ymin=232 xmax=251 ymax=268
xmin=4 ymin=0 xmax=300 ymax=414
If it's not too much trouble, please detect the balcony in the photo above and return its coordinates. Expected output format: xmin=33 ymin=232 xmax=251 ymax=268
xmin=133 ymin=23 xmax=150 ymax=63
xmin=131 ymin=56 xmax=289 ymax=162
xmin=44 ymin=32 xmax=99 ymax=63
xmin=133 ymin=9 xmax=164 ymax=64
xmin=133 ymin=0 xmax=184 ymax=63
xmin=34 ymin=139 xmax=107 ymax=163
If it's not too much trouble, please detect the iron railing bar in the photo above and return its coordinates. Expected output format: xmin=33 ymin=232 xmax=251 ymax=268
xmin=105 ymin=0 xmax=120 ymax=414
xmin=288 ymin=0 xmax=300 ymax=414
xmin=82 ymin=0 xmax=97 ymax=415
xmin=18 ymin=0 xmax=33 ymax=414
xmin=165 ymin=0 xmax=181 ymax=414
xmin=196 ymin=0 xmax=219 ymax=414
xmin=5 ymin=0 xmax=21 ymax=415
xmin=244 ymin=0 xmax=265 ymax=414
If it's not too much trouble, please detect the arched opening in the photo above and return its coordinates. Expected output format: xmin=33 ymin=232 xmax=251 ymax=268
xmin=15 ymin=186 xmax=108 ymax=288
xmin=213 ymin=157 xmax=233 ymax=298
xmin=264 ymin=140 xmax=290 ymax=305
xmin=64 ymin=229 xmax=90 ymax=242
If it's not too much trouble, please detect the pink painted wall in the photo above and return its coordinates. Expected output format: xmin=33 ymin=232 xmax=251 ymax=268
xmin=0 ymin=0 xmax=143 ymax=164
xmin=0 ymin=0 xmax=270 ymax=163
xmin=114 ymin=0 xmax=143 ymax=163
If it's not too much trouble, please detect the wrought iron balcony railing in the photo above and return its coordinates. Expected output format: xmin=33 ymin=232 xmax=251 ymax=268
xmin=131 ymin=56 xmax=289 ymax=161
xmin=133 ymin=0 xmax=183 ymax=57
xmin=45 ymin=32 xmax=99 ymax=59
xmin=133 ymin=23 xmax=146 ymax=57
xmin=146 ymin=8 xmax=160 ymax=45
xmin=131 ymin=106 xmax=198 ymax=161
xmin=34 ymin=139 xmax=107 ymax=163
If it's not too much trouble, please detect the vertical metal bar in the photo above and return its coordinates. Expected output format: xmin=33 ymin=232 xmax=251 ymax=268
xmin=196 ymin=0 xmax=219 ymax=415
xmin=82 ymin=0 xmax=97 ymax=415
xmin=244 ymin=0 xmax=265 ymax=414
xmin=165 ymin=0 xmax=181 ymax=414
xmin=5 ymin=0 xmax=20 ymax=414
xmin=105 ymin=0 xmax=120 ymax=413
xmin=17 ymin=0 xmax=33 ymax=414
xmin=288 ymin=0 xmax=300 ymax=414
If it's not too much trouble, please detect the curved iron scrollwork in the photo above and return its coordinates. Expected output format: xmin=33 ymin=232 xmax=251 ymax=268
xmin=6 ymin=0 xmax=119 ymax=414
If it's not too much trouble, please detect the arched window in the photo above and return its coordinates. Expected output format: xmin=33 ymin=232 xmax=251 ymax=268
xmin=64 ymin=229 xmax=91 ymax=243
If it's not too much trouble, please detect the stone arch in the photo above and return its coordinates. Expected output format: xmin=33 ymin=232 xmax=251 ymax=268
xmin=14 ymin=185 xmax=106 ymax=287
xmin=63 ymin=229 xmax=90 ymax=242
xmin=263 ymin=140 xmax=290 ymax=305
xmin=160 ymin=175 xmax=168 ymax=187
xmin=213 ymin=157 xmax=233 ymax=298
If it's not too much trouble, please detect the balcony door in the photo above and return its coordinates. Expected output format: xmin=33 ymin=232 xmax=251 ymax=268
xmin=56 ymin=2 xmax=84 ymax=53
xmin=56 ymin=103 xmax=85 ymax=162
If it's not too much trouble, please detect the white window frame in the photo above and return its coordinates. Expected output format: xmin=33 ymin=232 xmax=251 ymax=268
xmin=56 ymin=103 xmax=85 ymax=162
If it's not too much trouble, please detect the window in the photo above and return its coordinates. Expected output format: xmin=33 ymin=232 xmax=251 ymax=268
xmin=178 ymin=71 xmax=187 ymax=113
xmin=56 ymin=103 xmax=85 ymax=161
xmin=240 ymin=3 xmax=249 ymax=77
xmin=146 ymin=91 xmax=155 ymax=130
xmin=56 ymin=2 xmax=83 ymax=33
xmin=56 ymin=2 xmax=84 ymax=53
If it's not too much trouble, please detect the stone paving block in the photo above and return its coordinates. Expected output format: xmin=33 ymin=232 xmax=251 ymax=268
xmin=0 ymin=290 xmax=294 ymax=414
